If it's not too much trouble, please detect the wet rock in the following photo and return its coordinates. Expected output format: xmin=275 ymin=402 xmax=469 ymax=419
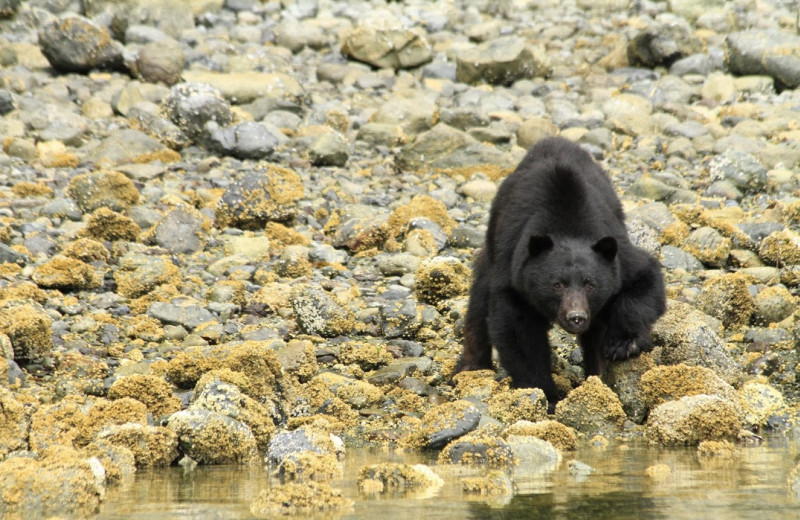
xmin=506 ymin=420 xmax=578 ymax=452
xmin=695 ymin=273 xmax=755 ymax=328
xmin=0 ymin=244 xmax=27 ymax=266
xmin=725 ymin=31 xmax=800 ymax=90
xmin=308 ymin=131 xmax=349 ymax=167
xmin=312 ymin=372 xmax=383 ymax=409
xmin=159 ymin=82 xmax=233 ymax=141
xmin=456 ymin=36 xmax=551 ymax=85
xmin=640 ymin=364 xmax=739 ymax=411
xmin=654 ymin=301 xmax=742 ymax=384
xmin=249 ymin=481 xmax=352 ymax=517
xmin=150 ymin=206 xmax=209 ymax=254
xmin=358 ymin=462 xmax=443 ymax=494
xmin=77 ymin=398 xmax=148 ymax=446
xmin=215 ymin=164 xmax=304 ymax=228
xmin=0 ymin=0 xmax=20 ymax=18
xmin=341 ymin=25 xmax=432 ymax=69
xmin=277 ymin=450 xmax=341 ymax=483
xmin=379 ymin=299 xmax=422 ymax=339
xmin=38 ymin=16 xmax=124 ymax=73
xmin=438 ymin=428 xmax=516 ymax=468
xmin=68 ymin=170 xmax=140 ymax=213
xmin=487 ymin=388 xmax=548 ymax=425
xmin=627 ymin=21 xmax=704 ymax=68
xmin=96 ymin=423 xmax=179 ymax=467
xmin=266 ymin=427 xmax=345 ymax=465
xmin=555 ymin=377 xmax=626 ymax=436
xmin=604 ymin=353 xmax=656 ymax=423
xmin=147 ymin=301 xmax=217 ymax=331
xmin=505 ymin=436 xmax=561 ymax=476
xmin=108 ymin=374 xmax=182 ymax=418
xmin=133 ymin=39 xmax=185 ymax=86
xmin=738 ymin=381 xmax=787 ymax=428
xmin=181 ymin=70 xmax=304 ymax=105
xmin=114 ymin=253 xmax=179 ymax=298
xmin=414 ymin=256 xmax=470 ymax=304
xmin=683 ymin=226 xmax=731 ymax=268
xmin=0 ymin=446 xmax=104 ymax=518
xmin=205 ymin=121 xmax=280 ymax=160
xmin=291 ymin=286 xmax=354 ymax=338
xmin=165 ymin=409 xmax=259 ymax=465
xmin=88 ymin=129 xmax=179 ymax=167
xmin=0 ymin=303 xmax=52 ymax=360
xmin=32 ymin=256 xmax=102 ymax=291
xmin=645 ymin=394 xmax=742 ymax=446
xmin=0 ymin=387 xmax=31 ymax=457
xmin=759 ymin=229 xmax=800 ymax=267
xmin=753 ymin=285 xmax=796 ymax=325
xmin=708 ymin=150 xmax=768 ymax=194
xmin=412 ymin=400 xmax=481 ymax=450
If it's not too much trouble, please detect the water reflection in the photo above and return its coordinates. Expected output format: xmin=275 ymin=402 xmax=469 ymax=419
xmin=96 ymin=439 xmax=800 ymax=520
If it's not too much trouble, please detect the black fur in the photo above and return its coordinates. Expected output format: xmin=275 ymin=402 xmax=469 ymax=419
xmin=456 ymin=137 xmax=666 ymax=404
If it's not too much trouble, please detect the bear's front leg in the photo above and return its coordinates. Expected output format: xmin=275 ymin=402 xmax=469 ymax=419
xmin=456 ymin=251 xmax=493 ymax=373
xmin=488 ymin=288 xmax=560 ymax=403
xmin=601 ymin=258 xmax=665 ymax=361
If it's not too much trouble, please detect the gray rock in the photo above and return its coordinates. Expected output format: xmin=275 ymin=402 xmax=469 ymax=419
xmin=308 ymin=131 xmax=349 ymax=167
xmin=147 ymin=301 xmax=218 ymax=330
xmin=127 ymin=102 xmax=192 ymax=150
xmin=725 ymin=31 xmax=800 ymax=90
xmin=341 ymin=25 xmax=432 ymax=69
xmin=133 ymin=39 xmax=185 ymax=86
xmin=708 ymin=150 xmax=768 ymax=193
xmin=371 ymin=97 xmax=438 ymax=136
xmin=684 ymin=226 xmax=731 ymax=268
xmin=40 ymin=198 xmax=83 ymax=221
xmin=669 ymin=53 xmax=714 ymax=76
xmin=439 ymin=434 xmax=515 ymax=466
xmin=660 ymin=245 xmax=704 ymax=271
xmin=0 ymin=89 xmax=14 ymax=115
xmin=380 ymin=299 xmax=421 ymax=339
xmin=627 ymin=21 xmax=704 ymax=68
xmin=0 ymin=0 xmax=20 ymax=18
xmin=290 ymin=286 xmax=354 ymax=337
xmin=88 ymin=129 xmax=173 ymax=167
xmin=182 ymin=70 xmax=305 ymax=105
xmin=84 ymin=0 xmax=196 ymax=39
xmin=646 ymin=394 xmax=742 ymax=446
xmin=0 ymin=244 xmax=27 ymax=266
xmin=165 ymin=409 xmax=259 ymax=464
xmin=266 ymin=428 xmax=344 ymax=465
xmin=215 ymin=165 xmax=303 ymax=228
xmin=367 ymin=357 xmax=434 ymax=385
xmin=67 ymin=170 xmax=139 ymax=213
xmin=152 ymin=207 xmax=207 ymax=254
xmin=205 ymin=121 xmax=279 ymax=160
xmin=506 ymin=436 xmax=561 ymax=476
xmin=38 ymin=16 xmax=124 ymax=73
xmin=377 ymin=253 xmax=420 ymax=276
xmin=456 ymin=36 xmax=551 ymax=85
xmin=274 ymin=20 xmax=327 ymax=53
xmin=422 ymin=401 xmax=482 ymax=450
xmin=160 ymin=82 xmax=233 ymax=141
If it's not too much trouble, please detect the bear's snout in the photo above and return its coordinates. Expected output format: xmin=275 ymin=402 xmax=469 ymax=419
xmin=558 ymin=290 xmax=590 ymax=334
xmin=566 ymin=310 xmax=587 ymax=330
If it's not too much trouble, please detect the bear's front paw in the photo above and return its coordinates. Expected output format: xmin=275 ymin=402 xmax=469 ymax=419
xmin=602 ymin=337 xmax=640 ymax=361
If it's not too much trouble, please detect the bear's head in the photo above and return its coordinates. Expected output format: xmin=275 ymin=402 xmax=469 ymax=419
xmin=513 ymin=234 xmax=621 ymax=334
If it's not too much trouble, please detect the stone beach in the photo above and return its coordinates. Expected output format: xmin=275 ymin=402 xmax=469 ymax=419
xmin=2 ymin=0 xmax=800 ymax=516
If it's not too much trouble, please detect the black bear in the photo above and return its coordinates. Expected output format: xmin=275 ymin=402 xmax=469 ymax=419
xmin=456 ymin=137 xmax=666 ymax=404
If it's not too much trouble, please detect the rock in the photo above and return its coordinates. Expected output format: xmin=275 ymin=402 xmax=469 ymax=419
xmin=602 ymin=94 xmax=654 ymax=137
xmin=0 ymin=446 xmax=104 ymax=518
xmin=668 ymin=0 xmax=727 ymax=22
xmin=67 ymin=170 xmax=140 ymax=213
xmin=701 ymin=73 xmax=738 ymax=104
xmin=274 ymin=20 xmax=327 ymax=53
xmin=266 ymin=427 xmax=345 ymax=465
xmin=181 ymin=70 xmax=304 ymax=104
xmin=165 ymin=409 xmax=260 ymax=464
xmin=159 ymin=82 xmax=233 ymax=141
xmin=759 ymin=229 xmax=800 ymax=267
xmin=133 ymin=39 xmax=185 ymax=86
xmin=0 ymin=0 xmax=20 ymax=18
xmin=249 ymin=482 xmax=352 ymax=516
xmin=413 ymin=400 xmax=481 ymax=450
xmin=0 ymin=303 xmax=52 ymax=360
xmin=459 ymin=179 xmax=497 ymax=202
xmin=312 ymin=372 xmax=383 ymax=409
xmin=645 ymin=394 xmax=742 ymax=446
xmin=603 ymin=353 xmax=656 ymax=423
xmin=370 ymin=97 xmax=437 ymax=137
xmin=341 ymin=25 xmax=432 ymax=69
xmin=627 ymin=21 xmax=704 ymax=68
xmin=506 ymin=420 xmax=578 ymax=452
xmin=276 ymin=450 xmax=341 ymax=483
xmin=738 ymin=382 xmax=787 ymax=428
xmin=358 ymin=462 xmax=443 ymax=494
xmin=708 ymin=150 xmax=768 ymax=193
xmin=554 ymin=376 xmax=626 ymax=436
xmin=38 ymin=16 xmax=124 ymax=73
xmin=308 ymin=131 xmax=349 ymax=167
xmin=683 ymin=226 xmax=731 ymax=267
xmin=653 ymin=301 xmax=742 ymax=384
xmin=725 ymin=31 xmax=800 ymax=90
xmin=640 ymin=364 xmax=739 ymax=411
xmin=438 ymin=428 xmax=516 ymax=468
xmin=215 ymin=164 xmax=304 ymax=228
xmin=151 ymin=206 xmax=209 ymax=254
xmin=290 ymin=286 xmax=355 ymax=337
xmin=0 ymin=243 xmax=27 ymax=266
xmin=0 ymin=388 xmax=31 ymax=457
xmin=517 ymin=117 xmax=559 ymax=149
xmin=205 ymin=121 xmax=280 ymax=160
xmin=487 ymin=388 xmax=548 ymax=424
xmin=147 ymin=301 xmax=217 ymax=331
xmin=753 ymin=285 xmax=796 ymax=325
xmin=108 ymin=374 xmax=182 ymax=418
xmin=96 ymin=423 xmax=179 ymax=467
xmin=84 ymin=0 xmax=196 ymax=38
xmin=89 ymin=129 xmax=179 ymax=167
xmin=225 ymin=236 xmax=271 ymax=261
xmin=32 ymin=256 xmax=102 ymax=290
xmin=114 ymin=253 xmax=179 ymax=298
xmin=456 ymin=36 xmax=551 ymax=85
xmin=395 ymin=124 xmax=516 ymax=179
xmin=505 ymin=436 xmax=561 ymax=476
xmin=695 ymin=273 xmax=755 ymax=328
xmin=414 ymin=256 xmax=471 ymax=304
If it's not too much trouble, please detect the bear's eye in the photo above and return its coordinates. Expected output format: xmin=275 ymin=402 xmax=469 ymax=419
xmin=584 ymin=279 xmax=596 ymax=291
xmin=553 ymin=282 xmax=563 ymax=291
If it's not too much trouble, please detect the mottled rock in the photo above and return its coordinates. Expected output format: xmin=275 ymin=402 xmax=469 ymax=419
xmin=753 ymin=285 xmax=796 ymax=325
xmin=738 ymin=382 xmax=786 ymax=428
xmin=554 ymin=376 xmax=626 ymax=436
xmin=205 ymin=121 xmax=279 ymax=160
xmin=708 ymin=150 xmax=768 ymax=193
xmin=358 ymin=462 xmax=443 ymax=494
xmin=0 ymin=303 xmax=52 ymax=360
xmin=627 ymin=22 xmax=704 ymax=68
xmin=308 ymin=131 xmax=349 ymax=167
xmin=151 ymin=206 xmax=209 ymax=254
xmin=133 ymin=39 xmax=185 ymax=86
xmin=165 ymin=409 xmax=259 ymax=464
xmin=0 ymin=387 xmax=31 ymax=457
xmin=759 ymin=229 xmax=800 ymax=267
xmin=456 ymin=36 xmax=551 ymax=85
xmin=182 ymin=70 xmax=304 ymax=104
xmin=147 ymin=301 xmax=217 ymax=331
xmin=413 ymin=400 xmax=481 ymax=450
xmin=96 ymin=423 xmax=179 ymax=467
xmin=695 ymin=273 xmax=755 ymax=328
xmin=114 ymin=253 xmax=179 ymax=298
xmin=38 ymin=16 xmax=124 ymax=73
xmin=249 ymin=482 xmax=352 ymax=516
xmin=725 ymin=31 xmax=800 ymax=90
xmin=108 ymin=374 xmax=182 ymax=418
xmin=646 ymin=394 xmax=742 ymax=446
xmin=290 ymin=286 xmax=354 ymax=337
xmin=312 ymin=372 xmax=383 ymax=409
xmin=640 ymin=364 xmax=738 ymax=411
xmin=414 ymin=256 xmax=470 ymax=304
xmin=438 ymin=428 xmax=516 ymax=468
xmin=266 ymin=427 xmax=345 ymax=465
xmin=215 ymin=164 xmax=304 ymax=228
xmin=683 ymin=226 xmax=731 ymax=268
xmin=88 ymin=129 xmax=178 ymax=167
xmin=32 ymin=256 xmax=102 ymax=290
xmin=341 ymin=25 xmax=432 ymax=69
xmin=160 ymin=82 xmax=232 ymax=141
xmin=68 ymin=170 xmax=139 ymax=213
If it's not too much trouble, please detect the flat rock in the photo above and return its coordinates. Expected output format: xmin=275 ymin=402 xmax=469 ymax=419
xmin=38 ymin=16 xmax=124 ymax=73
xmin=725 ymin=31 xmax=800 ymax=90
xmin=165 ymin=409 xmax=259 ymax=464
xmin=182 ymin=70 xmax=304 ymax=104
xmin=456 ymin=36 xmax=552 ymax=85
xmin=341 ymin=25 xmax=432 ymax=69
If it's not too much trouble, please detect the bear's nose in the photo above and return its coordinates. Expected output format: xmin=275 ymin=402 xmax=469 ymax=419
xmin=566 ymin=311 xmax=587 ymax=328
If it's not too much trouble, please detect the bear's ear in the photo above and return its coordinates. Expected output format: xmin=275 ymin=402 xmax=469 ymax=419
xmin=528 ymin=235 xmax=554 ymax=257
xmin=592 ymin=236 xmax=617 ymax=262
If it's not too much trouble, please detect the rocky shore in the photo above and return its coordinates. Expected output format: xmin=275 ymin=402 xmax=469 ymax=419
xmin=2 ymin=0 xmax=800 ymax=516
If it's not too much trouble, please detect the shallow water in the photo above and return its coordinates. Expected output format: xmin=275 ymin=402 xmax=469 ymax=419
xmin=96 ymin=437 xmax=800 ymax=520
